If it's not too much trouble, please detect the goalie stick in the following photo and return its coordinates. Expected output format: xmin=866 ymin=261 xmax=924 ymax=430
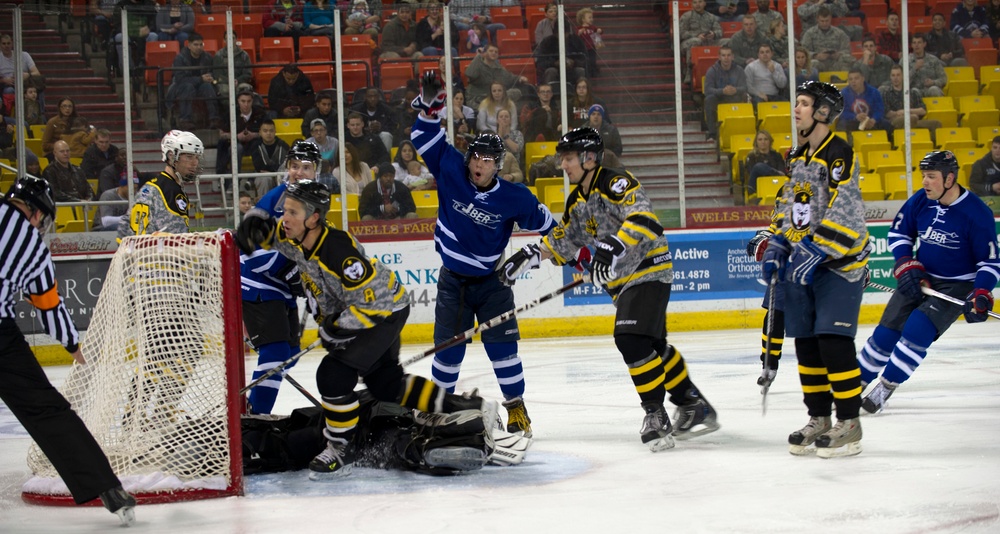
xmin=868 ymin=281 xmax=1000 ymax=320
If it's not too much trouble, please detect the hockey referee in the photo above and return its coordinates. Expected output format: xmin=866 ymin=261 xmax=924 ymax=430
xmin=0 ymin=177 xmax=136 ymax=525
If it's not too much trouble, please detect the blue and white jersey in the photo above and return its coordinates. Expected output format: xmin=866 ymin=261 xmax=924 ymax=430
xmin=411 ymin=115 xmax=556 ymax=277
xmin=241 ymin=179 xmax=296 ymax=304
xmin=889 ymin=187 xmax=1000 ymax=290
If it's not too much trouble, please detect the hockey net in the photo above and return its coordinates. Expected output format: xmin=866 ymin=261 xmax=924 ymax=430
xmin=22 ymin=232 xmax=245 ymax=505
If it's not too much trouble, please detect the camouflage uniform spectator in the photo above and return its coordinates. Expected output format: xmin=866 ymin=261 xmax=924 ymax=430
xmin=680 ymin=0 xmax=723 ymax=83
xmin=702 ymin=46 xmax=747 ymax=143
xmin=880 ymin=64 xmax=942 ymax=137
xmin=852 ymin=36 xmax=894 ymax=90
xmin=797 ymin=0 xmax=848 ymax=32
xmin=800 ymin=8 xmax=853 ymax=72
xmin=752 ymin=0 xmax=784 ymax=32
xmin=908 ymin=34 xmax=947 ymax=97
xmin=729 ymin=14 xmax=770 ymax=66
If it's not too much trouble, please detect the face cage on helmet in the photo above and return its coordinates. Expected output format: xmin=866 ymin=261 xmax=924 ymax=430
xmin=168 ymin=150 xmax=203 ymax=183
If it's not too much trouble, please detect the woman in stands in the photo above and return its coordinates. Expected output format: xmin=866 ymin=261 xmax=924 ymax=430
xmin=569 ymin=78 xmax=608 ymax=129
xmin=476 ymin=82 xmax=517 ymax=134
xmin=333 ymin=142 xmax=372 ymax=195
xmin=392 ymin=139 xmax=434 ymax=190
xmin=793 ymin=49 xmax=819 ymax=86
xmin=743 ymin=129 xmax=786 ymax=202
xmin=41 ymin=98 xmax=94 ymax=161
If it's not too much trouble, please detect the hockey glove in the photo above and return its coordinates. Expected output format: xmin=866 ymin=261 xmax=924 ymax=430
xmin=236 ymin=208 xmax=276 ymax=254
xmin=592 ymin=235 xmax=627 ymax=287
xmin=566 ymin=246 xmax=593 ymax=274
xmin=963 ymin=288 xmax=994 ymax=323
xmin=499 ymin=243 xmax=542 ymax=286
xmin=787 ymin=236 xmax=827 ymax=285
xmin=277 ymin=262 xmax=304 ymax=297
xmin=761 ymin=234 xmax=791 ymax=283
xmin=893 ymin=256 xmax=929 ymax=300
xmin=319 ymin=316 xmax=358 ymax=350
xmin=410 ymin=71 xmax=447 ymax=119
xmin=746 ymin=230 xmax=772 ymax=262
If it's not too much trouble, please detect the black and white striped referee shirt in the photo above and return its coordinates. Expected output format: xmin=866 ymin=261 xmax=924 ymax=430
xmin=0 ymin=199 xmax=80 ymax=351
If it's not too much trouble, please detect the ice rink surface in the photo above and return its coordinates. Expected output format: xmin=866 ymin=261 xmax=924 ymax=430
xmin=1 ymin=322 xmax=998 ymax=533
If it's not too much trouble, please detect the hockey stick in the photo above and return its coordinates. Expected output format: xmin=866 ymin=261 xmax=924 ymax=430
xmin=868 ymin=281 xmax=1000 ymax=320
xmin=239 ymin=339 xmax=322 ymax=395
xmin=243 ymin=337 xmax=321 ymax=408
xmin=400 ymin=276 xmax=587 ymax=368
xmin=761 ymin=273 xmax=777 ymax=415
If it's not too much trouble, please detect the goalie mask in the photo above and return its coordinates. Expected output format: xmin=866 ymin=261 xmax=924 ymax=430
xmin=6 ymin=176 xmax=56 ymax=235
xmin=557 ymin=127 xmax=604 ymax=167
xmin=161 ymin=130 xmax=204 ymax=183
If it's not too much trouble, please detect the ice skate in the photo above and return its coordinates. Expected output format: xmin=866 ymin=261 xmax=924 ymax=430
xmin=308 ymin=440 xmax=355 ymax=480
xmin=502 ymin=397 xmax=532 ymax=438
xmin=815 ymin=418 xmax=863 ymax=458
xmin=100 ymin=485 xmax=136 ymax=527
xmin=639 ymin=402 xmax=674 ymax=452
xmin=672 ymin=389 xmax=720 ymax=440
xmin=861 ymin=378 xmax=897 ymax=414
xmin=757 ymin=368 xmax=777 ymax=395
xmin=788 ymin=416 xmax=832 ymax=455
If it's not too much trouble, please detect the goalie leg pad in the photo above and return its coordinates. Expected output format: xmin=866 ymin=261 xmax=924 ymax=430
xmin=489 ymin=428 xmax=533 ymax=466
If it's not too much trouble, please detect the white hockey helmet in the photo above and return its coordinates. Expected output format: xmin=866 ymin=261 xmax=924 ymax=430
xmin=161 ymin=130 xmax=205 ymax=164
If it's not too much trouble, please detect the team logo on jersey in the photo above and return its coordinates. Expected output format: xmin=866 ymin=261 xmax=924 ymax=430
xmin=830 ymin=159 xmax=846 ymax=183
xmin=610 ymin=177 xmax=630 ymax=195
xmin=920 ymin=227 xmax=961 ymax=250
xmin=175 ymin=195 xmax=188 ymax=212
xmin=452 ymin=199 xmax=501 ymax=228
xmin=342 ymin=257 xmax=367 ymax=282
xmin=790 ymin=182 xmax=814 ymax=232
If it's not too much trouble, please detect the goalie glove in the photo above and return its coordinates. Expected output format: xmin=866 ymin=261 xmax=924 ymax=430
xmin=236 ymin=208 xmax=276 ymax=254
xmin=893 ymin=256 xmax=929 ymax=300
xmin=592 ymin=235 xmax=626 ymax=287
xmin=410 ymin=71 xmax=447 ymax=119
xmin=499 ymin=243 xmax=541 ymax=286
xmin=963 ymin=288 xmax=994 ymax=323
xmin=746 ymin=230 xmax=772 ymax=262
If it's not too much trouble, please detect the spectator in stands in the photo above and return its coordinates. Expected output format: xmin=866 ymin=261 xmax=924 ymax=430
xmin=392 ymin=80 xmax=421 ymax=141
xmin=416 ymin=1 xmax=460 ymax=57
xmin=165 ymin=33 xmax=222 ymax=131
xmin=66 ymin=117 xmax=98 ymax=159
xmin=0 ymin=34 xmax=44 ymax=109
xmin=450 ymin=0 xmax=506 ymax=44
xmin=393 ymin=139 xmax=434 ymax=190
xmin=730 ymin=14 xmax=769 ymax=66
xmin=239 ymin=191 xmax=253 ymax=218
xmin=926 ymin=13 xmax=968 ymax=66
xmin=249 ymin=119 xmax=290 ymax=198
xmin=303 ymin=0 xmax=336 ymax=38
xmin=344 ymin=0 xmax=380 ymax=37
xmin=301 ymin=91 xmax=337 ymax=139
xmin=443 ymin=89 xmax=476 ymax=125
xmin=714 ymin=0 xmax=749 ymax=23
xmin=794 ymin=49 xmax=820 ymax=85
xmin=988 ymin=0 xmax=1000 ymax=43
xmin=533 ymin=33 xmax=588 ymax=87
xmin=476 ymin=82 xmax=518 ymax=134
xmin=344 ymin=111 xmax=390 ymax=172
xmin=569 ymin=77 xmax=609 ymax=129
xmin=745 ymin=43 xmax=787 ymax=105
xmin=43 ymin=140 xmax=94 ymax=202
xmin=495 ymin=107 xmax=524 ymax=165
xmin=743 ymin=129 xmax=785 ymax=200
xmin=213 ymin=35 xmax=253 ymax=101
xmin=908 ymin=34 xmax=947 ymax=97
xmin=969 ymin=135 xmax=1000 ymax=196
xmin=839 ymin=68 xmax=891 ymax=136
xmin=576 ymin=7 xmax=605 ymax=77
xmin=797 ymin=0 xmax=848 ymax=31
xmin=334 ymin=142 xmax=373 ymax=195
xmin=94 ymin=175 xmax=132 ymax=232
xmin=753 ymin=0 xmax=784 ymax=32
xmin=112 ymin=0 xmax=158 ymax=74
xmin=852 ymin=36 xmax=894 ymax=90
xmin=81 ymin=128 xmax=118 ymax=181
xmin=350 ymin=87 xmax=396 ymax=152
xmin=97 ymin=148 xmax=147 ymax=197
xmin=155 ymin=0 xmax=195 ymax=45
xmin=380 ymin=4 xmax=423 ymax=60
xmin=438 ymin=55 xmax=466 ymax=95
xmin=766 ymin=18 xmax=790 ymax=70
xmin=216 ymin=89 xmax=267 ymax=175
xmin=466 ymin=43 xmax=529 ymax=107
xmin=523 ymin=83 xmax=559 ymax=142
xmin=305 ymin=118 xmax=338 ymax=170
xmin=535 ymin=2 xmax=560 ymax=45
xmin=586 ymin=104 xmax=622 ymax=158
xmin=702 ymin=45 xmax=747 ymax=144
xmin=268 ymin=64 xmax=315 ymax=119
xmin=263 ymin=0 xmax=305 ymax=46
xmin=800 ymin=8 xmax=853 ymax=72
xmin=680 ymin=0 xmax=723 ymax=84
xmin=360 ymin=163 xmax=418 ymax=220
xmin=90 ymin=0 xmax=117 ymax=49
xmin=877 ymin=12 xmax=902 ymax=62
xmin=17 ymin=85 xmax=46 ymax=133
xmin=42 ymin=98 xmax=92 ymax=158
xmin=880 ymin=64 xmax=942 ymax=138
xmin=951 ymin=0 xmax=991 ymax=39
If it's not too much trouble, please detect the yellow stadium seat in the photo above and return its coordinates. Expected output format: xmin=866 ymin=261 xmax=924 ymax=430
xmin=818 ymin=71 xmax=848 ymax=84
xmin=411 ymin=190 xmax=439 ymax=219
xmin=755 ymin=175 xmax=787 ymax=206
xmin=958 ymin=95 xmax=1000 ymax=138
xmin=716 ymin=103 xmax=755 ymax=151
xmin=866 ymin=150 xmax=907 ymax=176
xmin=894 ymin=128 xmax=933 ymax=149
xmin=857 ymin=174 xmax=886 ymax=201
xmin=772 ymin=132 xmax=795 ymax=154
xmin=533 ymin=177 xmax=564 ymax=207
xmin=882 ymin=172 xmax=919 ymax=200
xmin=923 ymin=96 xmax=959 ymax=127
xmin=543 ymin=184 xmax=566 ymax=213
xmin=943 ymin=66 xmax=978 ymax=97
xmin=729 ymin=134 xmax=756 ymax=182
xmin=852 ymin=130 xmax=892 ymax=155
xmin=274 ymin=118 xmax=304 ymax=146
xmin=979 ymin=64 xmax=1000 ymax=101
xmin=976 ymin=126 xmax=1000 ymax=146
xmin=523 ymin=141 xmax=557 ymax=178
xmin=936 ymin=127 xmax=976 ymax=151
xmin=756 ymin=101 xmax=791 ymax=129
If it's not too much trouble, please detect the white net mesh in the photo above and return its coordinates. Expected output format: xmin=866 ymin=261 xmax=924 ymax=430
xmin=26 ymin=233 xmax=237 ymax=495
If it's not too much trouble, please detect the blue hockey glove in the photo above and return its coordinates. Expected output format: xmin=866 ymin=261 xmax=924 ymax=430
xmin=761 ymin=234 xmax=791 ymax=282
xmin=963 ymin=288 xmax=994 ymax=323
xmin=787 ymin=236 xmax=827 ymax=285
xmin=410 ymin=71 xmax=447 ymax=118
xmin=499 ymin=243 xmax=542 ymax=286
xmin=592 ymin=235 xmax=626 ymax=286
xmin=236 ymin=208 xmax=275 ymax=254
xmin=893 ymin=256 xmax=929 ymax=300
xmin=319 ymin=316 xmax=358 ymax=350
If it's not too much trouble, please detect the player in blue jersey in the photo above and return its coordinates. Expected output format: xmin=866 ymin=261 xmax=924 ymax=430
xmin=241 ymin=140 xmax=321 ymax=413
xmin=410 ymin=72 xmax=556 ymax=437
xmin=857 ymin=151 xmax=999 ymax=413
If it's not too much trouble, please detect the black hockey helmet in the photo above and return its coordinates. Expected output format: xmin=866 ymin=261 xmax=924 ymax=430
xmin=283 ymin=179 xmax=331 ymax=218
xmin=6 ymin=176 xmax=56 ymax=228
xmin=796 ymin=81 xmax=844 ymax=124
xmin=919 ymin=150 xmax=959 ymax=182
xmin=464 ymin=132 xmax=505 ymax=172
xmin=286 ymin=139 xmax=323 ymax=165
xmin=557 ymin=127 xmax=604 ymax=165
